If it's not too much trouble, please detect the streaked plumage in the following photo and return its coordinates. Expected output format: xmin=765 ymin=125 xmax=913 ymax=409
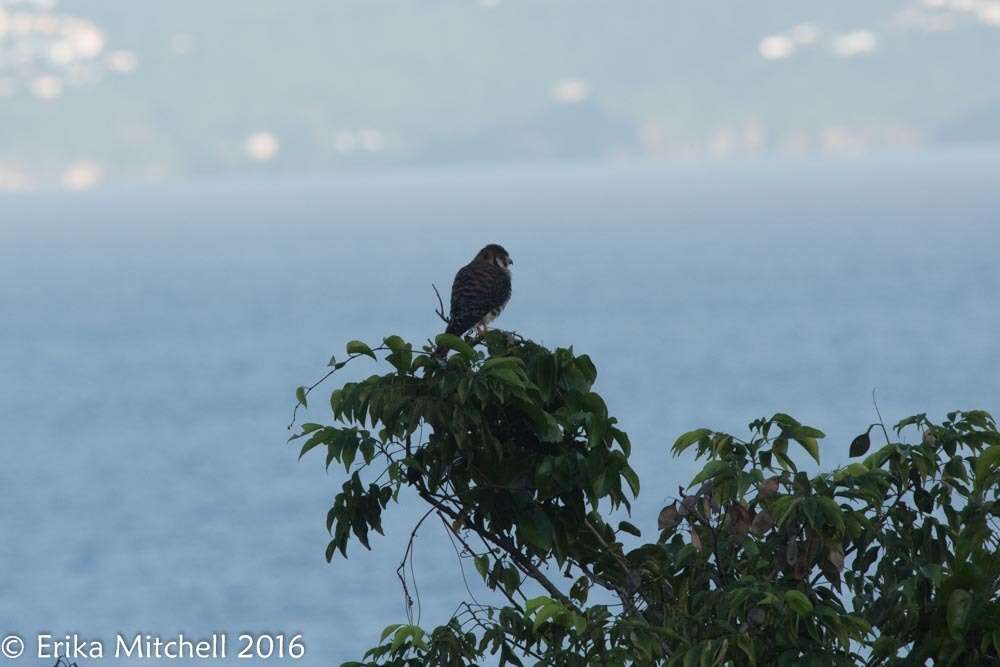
xmin=444 ymin=244 xmax=513 ymax=340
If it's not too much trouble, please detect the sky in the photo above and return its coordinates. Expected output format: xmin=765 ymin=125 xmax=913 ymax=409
xmin=1 ymin=0 xmax=999 ymax=190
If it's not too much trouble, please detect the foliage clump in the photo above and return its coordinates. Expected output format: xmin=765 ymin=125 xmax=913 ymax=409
xmin=291 ymin=332 xmax=1000 ymax=666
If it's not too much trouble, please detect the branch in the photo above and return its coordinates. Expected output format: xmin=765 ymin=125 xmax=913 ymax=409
xmin=871 ymin=389 xmax=892 ymax=446
xmin=583 ymin=518 xmax=638 ymax=614
xmin=438 ymin=511 xmax=525 ymax=613
xmin=287 ymin=346 xmax=395 ymax=430
xmin=433 ymin=283 xmax=449 ymax=325
xmin=397 ymin=507 xmax=435 ymax=624
xmin=569 ymin=557 xmax=625 ymax=602
xmin=418 ymin=489 xmax=574 ymax=607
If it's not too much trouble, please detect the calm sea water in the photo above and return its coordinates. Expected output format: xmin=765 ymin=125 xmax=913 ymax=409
xmin=1 ymin=152 xmax=999 ymax=664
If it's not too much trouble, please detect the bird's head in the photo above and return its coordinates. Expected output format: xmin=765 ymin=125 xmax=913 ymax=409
xmin=475 ymin=244 xmax=513 ymax=272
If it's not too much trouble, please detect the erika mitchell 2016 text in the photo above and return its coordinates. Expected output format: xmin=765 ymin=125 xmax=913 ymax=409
xmin=36 ymin=632 xmax=306 ymax=660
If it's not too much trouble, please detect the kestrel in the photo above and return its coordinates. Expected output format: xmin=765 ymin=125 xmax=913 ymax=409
xmin=441 ymin=244 xmax=513 ymax=344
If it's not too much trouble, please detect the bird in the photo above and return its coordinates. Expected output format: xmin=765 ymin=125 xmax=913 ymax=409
xmin=436 ymin=244 xmax=513 ymax=355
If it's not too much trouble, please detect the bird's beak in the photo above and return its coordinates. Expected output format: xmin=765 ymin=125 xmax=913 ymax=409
xmin=508 ymin=258 xmax=514 ymax=266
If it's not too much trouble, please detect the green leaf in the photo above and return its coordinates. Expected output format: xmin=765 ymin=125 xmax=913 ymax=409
xmin=863 ymin=444 xmax=896 ymax=470
xmin=382 ymin=335 xmax=406 ymax=353
xmin=833 ymin=462 xmax=869 ymax=481
xmin=390 ymin=625 xmax=423 ymax=652
xmin=772 ymin=497 xmax=801 ymax=526
xmin=621 ymin=465 xmax=640 ymax=496
xmin=346 ymin=340 xmax=376 ymax=359
xmin=784 ymin=590 xmax=813 ymax=615
xmin=342 ymin=440 xmax=359 ymax=472
xmin=772 ymin=413 xmax=801 ymax=427
xmin=524 ymin=596 xmax=552 ymax=614
xmin=796 ymin=426 xmax=826 ymax=439
xmin=295 ymin=386 xmax=308 ymax=408
xmin=795 ymin=435 xmax=821 ymax=464
xmin=502 ymin=567 xmax=520 ymax=596
xmin=519 ymin=511 xmax=554 ymax=550
xmin=611 ymin=428 xmax=631 ymax=456
xmin=383 ymin=336 xmax=412 ymax=372
xmin=947 ymin=589 xmax=972 ymax=639
xmin=673 ymin=428 xmax=711 ymax=456
xmin=379 ymin=624 xmax=403 ymax=642
xmin=481 ymin=356 xmax=524 ymax=371
xmin=287 ymin=422 xmax=322 ymax=441
xmin=689 ymin=460 xmax=728 ymax=487
xmin=474 ymin=556 xmax=489 ymax=580
xmin=532 ymin=602 xmax=561 ymax=631
xmin=298 ymin=429 xmax=328 ymax=460
xmin=774 ymin=450 xmax=797 ymax=472
xmin=816 ymin=496 xmax=846 ymax=535
xmin=575 ymin=354 xmax=598 ymax=384
xmin=487 ymin=367 xmax=526 ymax=389
xmin=894 ymin=413 xmax=927 ymax=433
xmin=360 ymin=438 xmax=375 ymax=465
xmin=618 ymin=520 xmax=641 ymax=537
xmin=516 ymin=400 xmax=563 ymax=443
xmin=975 ymin=445 xmax=1000 ymax=484
xmin=945 ymin=455 xmax=968 ymax=482
xmin=581 ymin=392 xmax=609 ymax=419
xmin=434 ymin=333 xmax=476 ymax=360
xmin=570 ymin=577 xmax=589 ymax=604
xmin=920 ymin=564 xmax=943 ymax=586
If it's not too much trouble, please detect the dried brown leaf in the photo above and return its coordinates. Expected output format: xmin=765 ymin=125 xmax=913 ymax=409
xmin=827 ymin=547 xmax=845 ymax=573
xmin=786 ymin=539 xmax=799 ymax=566
xmin=757 ymin=476 xmax=780 ymax=500
xmin=750 ymin=511 xmax=774 ymax=536
xmin=658 ymin=503 xmax=680 ymax=531
xmin=690 ymin=528 xmax=703 ymax=552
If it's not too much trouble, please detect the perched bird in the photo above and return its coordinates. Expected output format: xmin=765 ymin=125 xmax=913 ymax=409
xmin=436 ymin=244 xmax=513 ymax=354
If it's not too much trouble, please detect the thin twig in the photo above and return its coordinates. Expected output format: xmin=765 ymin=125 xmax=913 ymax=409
xmin=872 ymin=389 xmax=892 ymax=445
xmin=583 ymin=518 xmax=637 ymax=614
xmin=439 ymin=510 xmax=526 ymax=612
xmin=442 ymin=521 xmax=483 ymax=609
xmin=397 ymin=507 xmax=435 ymax=623
xmin=433 ymin=283 xmax=449 ymax=324
xmin=419 ymin=489 xmax=574 ymax=607
xmin=288 ymin=344 xmax=411 ymax=430
xmin=288 ymin=367 xmax=339 ymax=430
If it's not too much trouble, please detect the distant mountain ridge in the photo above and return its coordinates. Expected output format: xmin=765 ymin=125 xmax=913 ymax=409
xmin=2 ymin=0 xmax=999 ymax=188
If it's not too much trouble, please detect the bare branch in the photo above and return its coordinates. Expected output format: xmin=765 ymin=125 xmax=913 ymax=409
xmin=397 ymin=507 xmax=435 ymax=624
xmin=872 ymin=388 xmax=892 ymax=446
xmin=418 ymin=489 xmax=574 ymax=607
xmin=433 ymin=283 xmax=449 ymax=324
xmin=583 ymin=518 xmax=638 ymax=614
xmin=437 ymin=511 xmax=526 ymax=613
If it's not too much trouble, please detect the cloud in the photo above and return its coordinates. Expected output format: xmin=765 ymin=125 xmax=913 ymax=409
xmin=831 ymin=30 xmax=878 ymax=57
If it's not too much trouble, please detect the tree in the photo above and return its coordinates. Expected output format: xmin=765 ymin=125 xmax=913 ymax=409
xmin=290 ymin=332 xmax=1000 ymax=666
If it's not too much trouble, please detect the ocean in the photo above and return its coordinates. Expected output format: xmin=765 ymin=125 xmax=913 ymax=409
xmin=1 ymin=151 xmax=998 ymax=664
